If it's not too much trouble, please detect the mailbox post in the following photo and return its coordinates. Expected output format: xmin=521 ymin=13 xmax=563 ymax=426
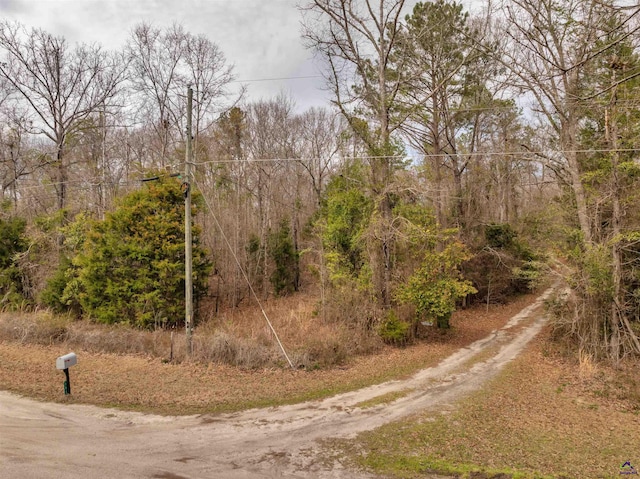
xmin=56 ymin=353 xmax=77 ymax=395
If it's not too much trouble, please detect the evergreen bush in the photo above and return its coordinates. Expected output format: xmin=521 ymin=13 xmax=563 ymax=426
xmin=47 ymin=177 xmax=211 ymax=328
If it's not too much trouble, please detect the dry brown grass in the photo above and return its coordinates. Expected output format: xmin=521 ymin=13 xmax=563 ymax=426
xmin=0 ymin=310 xmax=71 ymax=344
xmin=24 ymin=288 xmax=536 ymax=369
xmin=0 ymin=292 xmax=537 ymax=414
xmin=0 ymin=311 xmax=173 ymax=357
xmin=1 ymin=290 xmax=539 ymax=369
xmin=200 ymin=292 xmax=375 ymax=367
xmin=545 ymin=337 xmax=640 ymax=414
xmin=0 ymin=291 xmax=387 ymax=369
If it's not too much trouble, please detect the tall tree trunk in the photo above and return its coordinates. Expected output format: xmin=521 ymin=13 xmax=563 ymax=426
xmin=562 ymin=127 xmax=592 ymax=244
xmin=564 ymin=72 xmax=592 ymax=245
xmin=608 ymin=102 xmax=623 ymax=362
xmin=305 ymin=0 xmax=407 ymax=309
xmin=56 ymin=140 xmax=66 ymax=211
xmin=374 ymin=1 xmax=393 ymax=308
xmin=451 ymin=156 xmax=464 ymax=228
xmin=431 ymin=90 xmax=445 ymax=227
xmin=607 ymin=77 xmax=640 ymax=359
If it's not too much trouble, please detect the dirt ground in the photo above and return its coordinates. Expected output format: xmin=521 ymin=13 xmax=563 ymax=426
xmin=0 ymin=286 xmax=555 ymax=478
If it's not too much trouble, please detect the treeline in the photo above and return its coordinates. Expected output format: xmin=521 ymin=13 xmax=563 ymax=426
xmin=0 ymin=0 xmax=639 ymax=361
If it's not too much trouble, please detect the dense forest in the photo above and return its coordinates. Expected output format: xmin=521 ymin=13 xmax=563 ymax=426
xmin=1 ymin=0 xmax=639 ymax=365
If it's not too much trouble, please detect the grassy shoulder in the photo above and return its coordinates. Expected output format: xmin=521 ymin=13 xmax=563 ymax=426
xmin=337 ymin=329 xmax=640 ymax=479
xmin=0 ymin=295 xmax=535 ymax=415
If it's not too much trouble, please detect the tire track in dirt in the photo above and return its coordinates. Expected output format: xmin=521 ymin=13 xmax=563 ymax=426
xmin=0 ymin=285 xmax=558 ymax=479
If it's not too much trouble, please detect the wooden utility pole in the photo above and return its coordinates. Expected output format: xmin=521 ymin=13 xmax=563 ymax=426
xmin=185 ymin=86 xmax=194 ymax=357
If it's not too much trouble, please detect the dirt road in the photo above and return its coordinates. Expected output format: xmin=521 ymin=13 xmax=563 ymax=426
xmin=0 ymin=286 xmax=556 ymax=479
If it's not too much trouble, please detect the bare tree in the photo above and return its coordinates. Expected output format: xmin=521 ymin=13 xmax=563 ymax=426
xmin=127 ymin=23 xmax=237 ymax=168
xmin=0 ymin=21 xmax=127 ymax=211
xmin=183 ymin=33 xmax=236 ymax=137
xmin=127 ymin=23 xmax=186 ymax=167
xmin=244 ymin=96 xmax=299 ymax=297
xmin=296 ymin=107 xmax=345 ymax=205
xmin=500 ymin=0 xmax=634 ymax=244
xmin=0 ymin=108 xmax=33 ymax=208
xmin=504 ymin=0 xmax=640 ymax=359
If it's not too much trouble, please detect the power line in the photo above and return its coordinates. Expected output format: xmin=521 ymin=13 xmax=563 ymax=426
xmin=15 ymin=176 xmax=144 ymax=191
xmin=230 ymin=75 xmax=323 ymax=84
xmin=190 ymin=147 xmax=640 ymax=166
xmin=397 ymin=97 xmax=640 ymax=115
xmin=192 ymin=154 xmax=405 ymax=165
xmin=8 ymin=146 xmax=640 ymax=195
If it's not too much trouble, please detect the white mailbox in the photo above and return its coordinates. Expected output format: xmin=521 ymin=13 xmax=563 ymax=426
xmin=56 ymin=352 xmax=77 ymax=370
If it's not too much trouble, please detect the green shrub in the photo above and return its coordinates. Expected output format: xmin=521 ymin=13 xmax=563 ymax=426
xmin=40 ymin=255 xmax=77 ymax=313
xmin=378 ymin=310 xmax=411 ymax=345
xmin=317 ymin=162 xmax=373 ymax=283
xmin=0 ymin=217 xmax=28 ymax=309
xmin=486 ymin=223 xmax=537 ymax=261
xmin=464 ymin=223 xmax=544 ymax=305
xmin=396 ymin=236 xmax=476 ymax=329
xmin=512 ymin=260 xmax=546 ymax=291
xmin=485 ymin=223 xmax=516 ymax=248
xmin=60 ymin=177 xmax=211 ymax=328
xmin=268 ymin=219 xmax=299 ymax=296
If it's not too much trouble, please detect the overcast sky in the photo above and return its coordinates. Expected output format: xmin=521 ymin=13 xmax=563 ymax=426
xmin=0 ymin=0 xmax=481 ymax=112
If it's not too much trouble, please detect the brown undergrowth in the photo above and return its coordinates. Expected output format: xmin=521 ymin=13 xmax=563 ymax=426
xmin=0 ymin=291 xmax=534 ymax=369
xmin=0 ymin=293 xmax=373 ymax=368
xmin=542 ymin=333 xmax=640 ymax=414
xmin=0 ymin=293 xmax=536 ymax=414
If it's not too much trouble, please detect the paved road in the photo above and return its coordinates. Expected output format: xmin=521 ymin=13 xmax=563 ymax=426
xmin=0 ymin=286 xmax=556 ymax=479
